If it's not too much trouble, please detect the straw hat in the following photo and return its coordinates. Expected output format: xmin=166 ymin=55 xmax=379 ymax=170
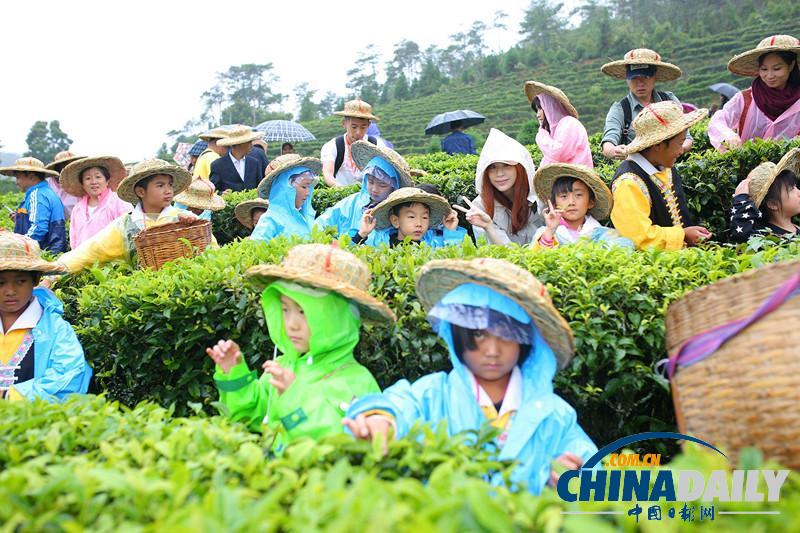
xmin=59 ymin=156 xmax=127 ymax=197
xmin=46 ymin=151 xmax=85 ymax=172
xmin=174 ymin=178 xmax=226 ymax=212
xmin=198 ymin=127 xmax=230 ymax=141
xmin=416 ymin=258 xmax=574 ymax=368
xmin=217 ymin=125 xmax=264 ymax=147
xmin=524 ymin=81 xmax=579 ymax=118
xmin=0 ymin=231 xmax=67 ymax=274
xmin=234 ymin=198 xmax=270 ymax=228
xmin=601 ymin=48 xmax=682 ymax=82
xmin=257 ymin=154 xmax=322 ymax=199
xmin=534 ymin=164 xmax=613 ymax=221
xmin=351 ymin=141 xmax=414 ymax=188
xmin=371 ymin=188 xmax=452 ymax=230
xmin=333 ymin=99 xmax=379 ymax=121
xmin=116 ymin=159 xmax=192 ymax=205
xmin=247 ymin=243 xmax=395 ymax=324
xmin=410 ymin=168 xmax=428 ymax=178
xmin=728 ymin=34 xmax=800 ymax=77
xmin=0 ymin=157 xmax=59 ymax=177
xmin=623 ymin=101 xmax=708 ymax=154
xmin=747 ymin=148 xmax=800 ymax=208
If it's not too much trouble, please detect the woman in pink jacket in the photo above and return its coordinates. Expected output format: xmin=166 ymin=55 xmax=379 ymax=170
xmin=709 ymin=34 xmax=800 ymax=152
xmin=60 ymin=156 xmax=132 ymax=249
xmin=525 ymin=81 xmax=593 ymax=168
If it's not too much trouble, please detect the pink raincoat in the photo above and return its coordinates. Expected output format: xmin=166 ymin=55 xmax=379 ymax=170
xmin=535 ymin=93 xmax=593 ymax=168
xmin=69 ymin=188 xmax=132 ymax=249
xmin=709 ymin=90 xmax=800 ymax=149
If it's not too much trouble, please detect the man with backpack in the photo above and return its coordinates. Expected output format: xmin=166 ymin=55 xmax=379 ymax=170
xmin=600 ymin=48 xmax=693 ymax=160
xmin=320 ymin=99 xmax=388 ymax=187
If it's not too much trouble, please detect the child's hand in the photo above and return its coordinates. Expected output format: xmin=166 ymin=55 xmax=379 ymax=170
xmin=205 ymin=339 xmax=241 ymax=374
xmin=342 ymin=413 xmax=393 ymax=453
xmin=548 ymin=452 xmax=584 ymax=487
xmin=684 ymin=226 xmax=713 ymax=246
xmin=734 ymin=176 xmax=752 ymax=196
xmin=543 ymin=199 xmax=562 ymax=232
xmin=262 ymin=360 xmax=295 ymax=395
xmin=358 ymin=209 xmax=376 ymax=238
xmin=443 ymin=209 xmax=459 ymax=230
xmin=178 ymin=211 xmax=198 ymax=222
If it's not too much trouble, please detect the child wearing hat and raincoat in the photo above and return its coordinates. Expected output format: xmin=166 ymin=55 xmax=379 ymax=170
xmin=206 ymin=243 xmax=395 ymax=450
xmin=531 ymin=163 xmax=632 ymax=249
xmin=314 ymin=141 xmax=414 ymax=238
xmin=234 ymin=198 xmax=269 ymax=234
xmin=174 ymin=177 xmax=227 ymax=222
xmin=344 ymin=257 xmax=596 ymax=495
xmin=354 ymin=187 xmax=466 ymax=247
xmin=0 ymin=232 xmax=91 ymax=401
xmin=56 ymin=159 xmax=196 ymax=273
xmin=250 ymin=156 xmax=321 ymax=242
xmin=610 ymin=102 xmax=712 ymax=250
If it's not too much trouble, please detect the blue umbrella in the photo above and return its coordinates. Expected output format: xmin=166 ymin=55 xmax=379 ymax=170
xmin=425 ymin=110 xmax=485 ymax=135
xmin=254 ymin=120 xmax=316 ymax=142
xmin=709 ymin=83 xmax=739 ymax=100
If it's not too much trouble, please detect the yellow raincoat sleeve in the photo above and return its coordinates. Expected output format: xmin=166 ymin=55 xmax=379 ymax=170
xmin=59 ymin=220 xmax=127 ymax=273
xmin=610 ymin=179 xmax=684 ymax=251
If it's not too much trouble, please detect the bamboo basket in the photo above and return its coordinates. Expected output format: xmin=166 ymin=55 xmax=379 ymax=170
xmin=665 ymin=259 xmax=800 ymax=469
xmin=134 ymin=219 xmax=212 ymax=271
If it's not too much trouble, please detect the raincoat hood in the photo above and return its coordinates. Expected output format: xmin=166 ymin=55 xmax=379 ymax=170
xmin=361 ymin=156 xmax=400 ymax=206
xmin=33 ymin=287 xmax=65 ymax=316
xmin=537 ymin=93 xmax=570 ymax=134
xmin=266 ymin=166 xmax=317 ymax=235
xmin=261 ymin=281 xmax=361 ymax=371
xmin=431 ymin=283 xmax=557 ymax=398
xmin=475 ymin=129 xmax=538 ymax=205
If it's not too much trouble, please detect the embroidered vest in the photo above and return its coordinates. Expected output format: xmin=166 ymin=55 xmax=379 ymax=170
xmin=611 ymin=160 xmax=694 ymax=227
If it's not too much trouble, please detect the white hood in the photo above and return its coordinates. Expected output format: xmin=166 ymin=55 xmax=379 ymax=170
xmin=475 ymin=128 xmax=538 ymax=205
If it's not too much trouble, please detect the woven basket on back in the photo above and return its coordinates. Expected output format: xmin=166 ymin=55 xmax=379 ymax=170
xmin=665 ymin=259 xmax=800 ymax=469
xmin=134 ymin=219 xmax=212 ymax=271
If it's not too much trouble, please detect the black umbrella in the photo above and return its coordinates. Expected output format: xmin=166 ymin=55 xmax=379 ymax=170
xmin=708 ymin=83 xmax=739 ymax=100
xmin=425 ymin=110 xmax=486 ymax=135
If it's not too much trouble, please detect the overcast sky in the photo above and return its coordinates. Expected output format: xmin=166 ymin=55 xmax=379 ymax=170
xmin=0 ymin=0 xmax=546 ymax=162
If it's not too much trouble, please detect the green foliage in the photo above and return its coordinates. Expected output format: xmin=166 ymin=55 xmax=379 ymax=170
xmin=24 ymin=120 xmax=72 ymax=163
xmin=0 ymin=191 xmax=23 ymax=230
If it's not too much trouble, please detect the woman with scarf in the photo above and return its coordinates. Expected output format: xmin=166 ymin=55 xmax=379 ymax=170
xmin=710 ymin=34 xmax=800 ymax=152
xmin=525 ymin=81 xmax=593 ymax=168
xmin=251 ymin=156 xmax=321 ymax=242
xmin=59 ymin=156 xmax=132 ymax=249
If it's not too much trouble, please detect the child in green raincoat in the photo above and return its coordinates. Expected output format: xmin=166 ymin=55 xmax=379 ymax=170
xmin=206 ymin=243 xmax=395 ymax=450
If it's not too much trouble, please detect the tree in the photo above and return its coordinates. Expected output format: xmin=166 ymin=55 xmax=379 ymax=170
xmin=346 ymin=45 xmax=382 ymax=104
xmin=202 ymin=63 xmax=285 ymax=126
xmin=519 ymin=0 xmax=565 ymax=50
xmin=516 ymin=120 xmax=539 ymax=145
xmin=387 ymin=40 xmax=421 ymax=80
xmin=24 ymin=120 xmax=72 ymax=163
xmin=295 ymin=83 xmax=319 ymax=122
xmin=317 ymin=92 xmax=339 ymax=117
xmin=156 ymin=142 xmax=175 ymax=163
xmin=414 ymin=60 xmax=446 ymax=97
xmin=393 ymin=73 xmax=410 ymax=101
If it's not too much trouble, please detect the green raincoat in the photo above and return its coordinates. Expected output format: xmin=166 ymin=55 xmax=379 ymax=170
xmin=213 ymin=281 xmax=380 ymax=450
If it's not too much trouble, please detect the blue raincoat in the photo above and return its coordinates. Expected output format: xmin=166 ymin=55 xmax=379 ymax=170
xmin=251 ymin=166 xmax=317 ymax=242
xmin=358 ymin=226 xmax=467 ymax=248
xmin=12 ymin=288 xmax=92 ymax=401
xmin=314 ymin=157 xmax=400 ymax=237
xmin=347 ymin=283 xmax=596 ymax=494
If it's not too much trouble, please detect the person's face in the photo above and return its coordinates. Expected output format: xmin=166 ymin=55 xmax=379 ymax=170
xmin=281 ymin=145 xmax=295 ymax=155
xmin=292 ymin=177 xmax=314 ymax=209
xmin=627 ymin=75 xmax=656 ymax=100
xmin=136 ymin=174 xmax=174 ymax=210
xmin=461 ymin=330 xmax=520 ymax=383
xmin=280 ymin=293 xmax=310 ymax=353
xmin=645 ymin=130 xmax=687 ymax=168
xmin=0 ymin=270 xmax=35 ymax=318
xmin=232 ymin=141 xmax=253 ymax=158
xmin=389 ymin=203 xmax=431 ymax=240
xmin=14 ymin=172 xmax=41 ymax=192
xmin=80 ymin=167 xmax=110 ymax=199
xmin=251 ymin=208 xmax=266 ymax=227
xmin=487 ymin=162 xmax=517 ymax=193
xmin=554 ymin=180 xmax=595 ymax=224
xmin=759 ymin=53 xmax=795 ymax=90
xmin=209 ymin=140 xmax=227 ymax=156
xmin=343 ymin=117 xmax=370 ymax=141
xmin=535 ymin=106 xmax=545 ymax=124
xmin=775 ymin=181 xmax=800 ymax=218
xmin=366 ymin=175 xmax=394 ymax=203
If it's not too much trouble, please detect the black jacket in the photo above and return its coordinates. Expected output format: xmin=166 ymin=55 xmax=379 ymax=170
xmin=209 ymin=152 xmax=265 ymax=192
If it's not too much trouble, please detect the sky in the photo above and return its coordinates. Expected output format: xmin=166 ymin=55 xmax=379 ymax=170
xmin=0 ymin=0 xmax=548 ymax=162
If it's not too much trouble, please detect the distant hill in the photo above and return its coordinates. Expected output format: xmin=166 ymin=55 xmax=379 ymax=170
xmin=0 ymin=152 xmax=21 ymax=167
xmin=297 ymin=19 xmax=799 ymax=156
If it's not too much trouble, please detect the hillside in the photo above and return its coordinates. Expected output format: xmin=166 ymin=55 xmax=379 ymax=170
xmin=296 ymin=18 xmax=800 ymax=156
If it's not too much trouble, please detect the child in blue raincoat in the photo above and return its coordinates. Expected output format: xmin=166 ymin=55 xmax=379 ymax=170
xmin=251 ymin=156 xmax=321 ymax=242
xmin=344 ymin=257 xmax=597 ymax=494
xmin=314 ymin=141 xmax=414 ymax=237
xmin=0 ymin=232 xmax=91 ymax=401
xmin=353 ymin=187 xmax=467 ymax=247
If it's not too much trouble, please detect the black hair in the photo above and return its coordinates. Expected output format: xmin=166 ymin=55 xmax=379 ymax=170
xmin=390 ymin=201 xmax=431 ymax=218
xmin=3 ymin=270 xmax=41 ymax=284
xmin=550 ymin=176 xmax=596 ymax=204
xmin=761 ymin=169 xmax=799 ymax=221
xmin=450 ymin=120 xmax=464 ymax=130
xmin=531 ymin=96 xmax=550 ymax=131
xmin=133 ymin=174 xmax=172 ymax=194
xmin=451 ymin=324 xmax=531 ymax=366
xmin=758 ymin=51 xmax=800 ymax=87
xmin=416 ymin=183 xmax=442 ymax=196
xmin=79 ymin=165 xmax=111 ymax=184
xmin=281 ymin=142 xmax=294 ymax=150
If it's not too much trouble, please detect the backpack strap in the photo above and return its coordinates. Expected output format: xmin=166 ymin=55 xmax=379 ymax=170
xmin=620 ymin=97 xmax=633 ymax=145
xmin=738 ymin=88 xmax=752 ymax=136
xmin=657 ymin=91 xmax=670 ymax=101
xmin=333 ymin=135 xmax=345 ymax=177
